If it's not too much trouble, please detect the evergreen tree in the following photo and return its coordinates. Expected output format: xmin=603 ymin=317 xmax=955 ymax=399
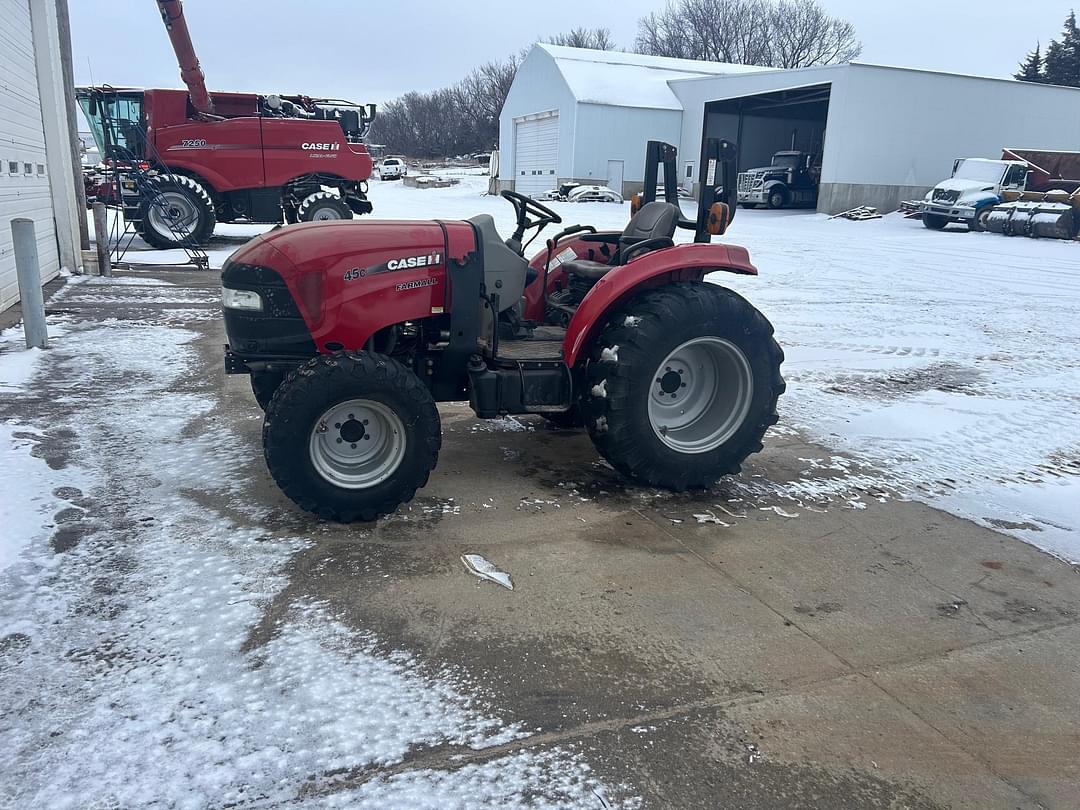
xmin=1042 ymin=11 xmax=1080 ymax=87
xmin=1062 ymin=10 xmax=1080 ymax=85
xmin=1015 ymin=43 xmax=1043 ymax=82
xmin=1043 ymin=38 xmax=1071 ymax=85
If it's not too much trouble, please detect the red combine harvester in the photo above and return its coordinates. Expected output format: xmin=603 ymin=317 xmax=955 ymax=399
xmin=222 ymin=139 xmax=786 ymax=522
xmin=78 ymin=0 xmax=375 ymax=250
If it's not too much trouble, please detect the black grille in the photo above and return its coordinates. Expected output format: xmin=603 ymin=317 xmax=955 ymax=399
xmin=221 ymin=261 xmax=315 ymax=357
xmin=933 ymin=189 xmax=960 ymax=204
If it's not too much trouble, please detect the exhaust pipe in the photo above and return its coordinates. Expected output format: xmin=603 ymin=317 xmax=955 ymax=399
xmin=155 ymin=0 xmax=214 ymax=115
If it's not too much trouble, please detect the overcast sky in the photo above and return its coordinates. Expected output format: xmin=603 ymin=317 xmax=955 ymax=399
xmin=70 ymin=1 xmax=1073 ymax=105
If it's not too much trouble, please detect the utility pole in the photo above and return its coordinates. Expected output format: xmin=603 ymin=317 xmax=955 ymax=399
xmin=54 ymin=0 xmax=90 ymax=252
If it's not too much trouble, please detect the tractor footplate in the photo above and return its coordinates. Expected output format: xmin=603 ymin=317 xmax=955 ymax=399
xmin=496 ymin=325 xmax=565 ymax=361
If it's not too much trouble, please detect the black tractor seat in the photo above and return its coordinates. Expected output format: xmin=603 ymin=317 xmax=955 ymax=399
xmin=561 ymin=201 xmax=680 ymax=279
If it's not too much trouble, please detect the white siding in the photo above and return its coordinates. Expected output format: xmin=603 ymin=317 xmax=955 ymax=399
xmin=513 ymin=114 xmax=559 ymax=197
xmin=824 ymin=64 xmax=1080 ymax=188
xmin=571 ymin=103 xmax=683 ymax=188
xmin=0 ymin=0 xmax=60 ymax=312
xmin=499 ymin=47 xmax=577 ymax=188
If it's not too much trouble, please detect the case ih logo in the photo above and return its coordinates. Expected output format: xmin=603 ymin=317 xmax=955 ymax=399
xmin=301 ymin=142 xmax=341 ymax=151
xmin=342 ymin=252 xmax=443 ymax=282
xmin=387 ymin=252 xmax=441 ymax=271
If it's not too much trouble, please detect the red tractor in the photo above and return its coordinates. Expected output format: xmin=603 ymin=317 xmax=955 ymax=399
xmin=77 ymin=0 xmax=375 ymax=250
xmin=222 ymin=140 xmax=785 ymax=521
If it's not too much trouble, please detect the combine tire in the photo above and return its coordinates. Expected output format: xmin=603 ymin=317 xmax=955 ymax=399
xmin=263 ymin=352 xmax=440 ymax=522
xmin=922 ymin=213 xmax=949 ymax=230
xmin=583 ymin=282 xmax=784 ymax=490
xmin=138 ymin=174 xmax=216 ymax=249
xmin=297 ymin=191 xmax=353 ymax=222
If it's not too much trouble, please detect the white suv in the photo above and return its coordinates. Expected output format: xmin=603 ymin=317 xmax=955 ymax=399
xmin=378 ymin=157 xmax=406 ymax=181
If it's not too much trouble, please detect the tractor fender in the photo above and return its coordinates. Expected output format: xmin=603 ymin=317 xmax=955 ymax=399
xmin=562 ymin=242 xmax=757 ymax=367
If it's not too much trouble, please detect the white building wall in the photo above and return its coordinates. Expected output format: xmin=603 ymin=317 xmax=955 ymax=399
xmin=29 ymin=0 xmax=81 ymax=274
xmin=570 ymin=103 xmax=683 ymax=194
xmin=498 ymin=48 xmax=578 ymax=191
xmin=669 ymin=65 xmax=847 ymax=185
xmin=825 ymin=63 xmax=1080 ymax=189
xmin=1 ymin=0 xmax=60 ymax=312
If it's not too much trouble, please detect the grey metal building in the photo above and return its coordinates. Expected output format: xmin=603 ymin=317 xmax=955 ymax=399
xmin=500 ymin=45 xmax=1080 ymax=213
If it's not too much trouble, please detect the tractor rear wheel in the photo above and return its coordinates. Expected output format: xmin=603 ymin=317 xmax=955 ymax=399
xmin=583 ymin=282 xmax=784 ymax=490
xmin=138 ymin=174 xmax=216 ymax=249
xmin=297 ymin=191 xmax=354 ymax=222
xmin=263 ymin=352 xmax=441 ymax=522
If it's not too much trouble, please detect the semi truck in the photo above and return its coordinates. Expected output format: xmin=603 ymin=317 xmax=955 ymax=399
xmin=737 ymin=151 xmax=820 ymax=210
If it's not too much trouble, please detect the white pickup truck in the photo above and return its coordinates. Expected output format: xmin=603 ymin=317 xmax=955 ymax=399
xmin=921 ymin=158 xmax=1028 ymax=231
xmin=377 ymin=157 xmax=407 ymax=181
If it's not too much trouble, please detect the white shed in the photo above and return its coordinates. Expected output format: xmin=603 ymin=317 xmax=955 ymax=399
xmin=1 ymin=0 xmax=82 ymax=314
xmin=499 ymin=44 xmax=765 ymax=198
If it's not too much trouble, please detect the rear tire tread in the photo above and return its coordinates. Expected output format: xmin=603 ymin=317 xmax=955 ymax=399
xmin=582 ymin=282 xmax=784 ymax=490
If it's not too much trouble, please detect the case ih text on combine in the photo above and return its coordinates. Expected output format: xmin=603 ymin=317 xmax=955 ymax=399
xmin=78 ymin=0 xmax=376 ymax=250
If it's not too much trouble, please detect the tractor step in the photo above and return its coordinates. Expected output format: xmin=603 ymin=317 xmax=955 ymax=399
xmin=495 ymin=325 xmax=565 ymax=361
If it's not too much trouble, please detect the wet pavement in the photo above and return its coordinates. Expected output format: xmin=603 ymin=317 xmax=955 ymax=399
xmin=2 ymin=268 xmax=1078 ymax=809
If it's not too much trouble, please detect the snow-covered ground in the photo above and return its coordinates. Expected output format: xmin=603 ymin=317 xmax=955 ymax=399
xmin=93 ymin=173 xmax=1080 ymax=561
xmin=0 ymin=289 xmax=629 ymax=807
xmin=2 ymin=170 xmax=1075 ymax=804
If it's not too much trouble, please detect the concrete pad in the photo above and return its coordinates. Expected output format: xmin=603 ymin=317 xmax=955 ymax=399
xmin=873 ymin=624 xmax=1080 ymax=807
xmin=574 ymin=675 xmax=1040 ymax=809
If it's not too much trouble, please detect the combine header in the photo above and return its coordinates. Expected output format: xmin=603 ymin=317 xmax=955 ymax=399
xmin=79 ymin=0 xmax=376 ymax=251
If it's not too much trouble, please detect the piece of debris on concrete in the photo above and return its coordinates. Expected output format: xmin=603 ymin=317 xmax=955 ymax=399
xmin=760 ymin=506 xmax=800 ymax=518
xmin=693 ymin=511 xmax=732 ymax=526
xmin=461 ymin=553 xmax=514 ymax=590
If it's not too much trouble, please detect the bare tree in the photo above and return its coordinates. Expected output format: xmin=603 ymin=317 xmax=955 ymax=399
xmin=636 ymin=0 xmax=860 ymax=68
xmin=543 ymin=27 xmax=616 ymax=50
xmin=370 ymin=51 xmax=526 ymax=157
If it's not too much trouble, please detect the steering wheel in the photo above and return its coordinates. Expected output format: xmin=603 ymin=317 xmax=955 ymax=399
xmin=501 ymin=190 xmax=562 ymax=248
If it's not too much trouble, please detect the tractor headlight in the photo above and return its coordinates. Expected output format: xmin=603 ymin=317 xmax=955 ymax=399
xmin=222 ymin=287 xmax=263 ymax=312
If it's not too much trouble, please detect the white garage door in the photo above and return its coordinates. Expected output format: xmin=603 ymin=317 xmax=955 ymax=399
xmin=514 ymin=113 xmax=559 ymax=198
xmin=0 ymin=0 xmax=59 ymax=313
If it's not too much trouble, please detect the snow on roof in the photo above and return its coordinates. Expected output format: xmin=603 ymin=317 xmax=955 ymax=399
xmin=536 ymin=43 xmax=769 ymax=110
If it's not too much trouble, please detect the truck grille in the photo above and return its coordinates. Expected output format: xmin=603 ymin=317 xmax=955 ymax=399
xmin=933 ymin=189 xmax=960 ymax=204
xmin=737 ymin=173 xmax=752 ymax=193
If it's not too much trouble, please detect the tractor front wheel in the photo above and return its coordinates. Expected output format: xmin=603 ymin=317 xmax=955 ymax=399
xmin=583 ymin=283 xmax=784 ymax=490
xmin=263 ymin=352 xmax=441 ymax=521
xmin=297 ymin=191 xmax=354 ymax=222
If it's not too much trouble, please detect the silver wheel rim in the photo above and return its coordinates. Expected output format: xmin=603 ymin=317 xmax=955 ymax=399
xmin=308 ymin=399 xmax=406 ymax=489
xmin=147 ymin=190 xmax=200 ymax=238
xmin=310 ymin=204 xmax=343 ymax=221
xmin=647 ymin=337 xmax=754 ymax=454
